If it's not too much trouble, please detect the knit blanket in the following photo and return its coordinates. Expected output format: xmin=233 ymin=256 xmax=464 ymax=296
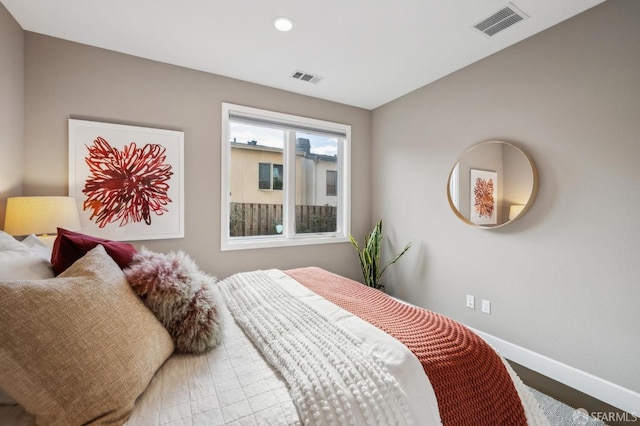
xmin=218 ymin=270 xmax=415 ymax=426
xmin=286 ymin=267 xmax=529 ymax=426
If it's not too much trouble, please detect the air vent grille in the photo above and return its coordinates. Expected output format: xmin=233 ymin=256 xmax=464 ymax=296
xmin=473 ymin=3 xmax=528 ymax=37
xmin=291 ymin=70 xmax=322 ymax=84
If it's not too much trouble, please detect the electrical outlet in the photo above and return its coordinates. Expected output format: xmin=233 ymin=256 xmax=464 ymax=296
xmin=482 ymin=299 xmax=491 ymax=314
xmin=466 ymin=295 xmax=475 ymax=309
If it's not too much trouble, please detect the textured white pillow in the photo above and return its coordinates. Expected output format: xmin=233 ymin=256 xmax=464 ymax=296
xmin=0 ymin=250 xmax=54 ymax=280
xmin=0 ymin=232 xmax=54 ymax=280
xmin=20 ymin=234 xmax=53 ymax=262
xmin=0 ymin=230 xmax=26 ymax=252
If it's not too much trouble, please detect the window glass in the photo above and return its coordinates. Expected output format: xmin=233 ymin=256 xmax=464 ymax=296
xmin=229 ymin=124 xmax=284 ymax=237
xmin=222 ymin=103 xmax=350 ymax=250
xmin=258 ymin=163 xmax=271 ymax=190
xmin=326 ymin=170 xmax=338 ymax=196
xmin=295 ymin=134 xmax=338 ymax=234
xmin=273 ymin=164 xmax=283 ymax=190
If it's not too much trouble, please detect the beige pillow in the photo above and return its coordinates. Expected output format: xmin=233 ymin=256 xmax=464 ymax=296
xmin=0 ymin=245 xmax=174 ymax=425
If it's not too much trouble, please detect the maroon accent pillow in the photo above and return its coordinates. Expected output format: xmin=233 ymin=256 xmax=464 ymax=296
xmin=51 ymin=228 xmax=137 ymax=275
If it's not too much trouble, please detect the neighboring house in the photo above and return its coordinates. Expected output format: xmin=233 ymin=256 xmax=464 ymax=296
xmin=230 ymin=138 xmax=337 ymax=207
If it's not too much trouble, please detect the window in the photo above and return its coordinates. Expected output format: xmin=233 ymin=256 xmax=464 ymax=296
xmin=273 ymin=164 xmax=283 ymax=190
xmin=326 ymin=170 xmax=337 ymax=196
xmin=221 ymin=103 xmax=351 ymax=250
xmin=258 ymin=163 xmax=271 ymax=189
xmin=258 ymin=163 xmax=283 ymax=190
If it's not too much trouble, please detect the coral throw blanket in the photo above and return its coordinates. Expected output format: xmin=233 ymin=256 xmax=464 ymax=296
xmin=286 ymin=267 xmax=528 ymax=426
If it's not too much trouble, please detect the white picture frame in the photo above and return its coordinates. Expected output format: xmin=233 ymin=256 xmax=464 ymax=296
xmin=69 ymin=119 xmax=184 ymax=241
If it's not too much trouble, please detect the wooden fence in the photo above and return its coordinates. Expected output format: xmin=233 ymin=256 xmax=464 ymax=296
xmin=230 ymin=202 xmax=336 ymax=236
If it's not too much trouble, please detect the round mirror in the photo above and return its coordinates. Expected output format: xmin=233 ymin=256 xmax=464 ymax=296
xmin=447 ymin=141 xmax=538 ymax=228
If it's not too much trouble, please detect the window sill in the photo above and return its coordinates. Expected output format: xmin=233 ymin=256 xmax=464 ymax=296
xmin=221 ymin=234 xmax=349 ymax=251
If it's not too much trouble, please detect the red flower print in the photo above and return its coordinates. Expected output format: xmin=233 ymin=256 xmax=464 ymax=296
xmin=83 ymin=137 xmax=173 ymax=228
xmin=474 ymin=177 xmax=494 ymax=218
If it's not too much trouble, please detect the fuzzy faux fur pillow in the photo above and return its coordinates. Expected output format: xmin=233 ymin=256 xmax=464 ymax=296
xmin=124 ymin=248 xmax=222 ymax=354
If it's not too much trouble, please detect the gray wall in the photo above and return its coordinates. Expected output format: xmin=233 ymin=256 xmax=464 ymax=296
xmin=0 ymin=3 xmax=24 ymax=226
xmin=22 ymin=33 xmax=371 ymax=281
xmin=372 ymin=0 xmax=640 ymax=392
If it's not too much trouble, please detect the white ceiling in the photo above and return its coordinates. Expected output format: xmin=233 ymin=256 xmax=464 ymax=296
xmin=2 ymin=0 xmax=605 ymax=110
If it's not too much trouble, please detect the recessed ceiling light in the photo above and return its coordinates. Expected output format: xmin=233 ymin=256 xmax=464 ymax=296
xmin=273 ymin=17 xmax=293 ymax=32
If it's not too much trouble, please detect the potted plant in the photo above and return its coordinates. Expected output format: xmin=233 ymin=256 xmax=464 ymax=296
xmin=349 ymin=220 xmax=411 ymax=290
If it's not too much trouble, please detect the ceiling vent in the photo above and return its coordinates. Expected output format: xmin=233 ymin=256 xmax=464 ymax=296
xmin=290 ymin=70 xmax=322 ymax=84
xmin=473 ymin=3 xmax=528 ymax=37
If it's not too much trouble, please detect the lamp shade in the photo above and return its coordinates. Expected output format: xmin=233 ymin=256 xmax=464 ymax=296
xmin=4 ymin=196 xmax=81 ymax=236
xmin=508 ymin=204 xmax=525 ymax=220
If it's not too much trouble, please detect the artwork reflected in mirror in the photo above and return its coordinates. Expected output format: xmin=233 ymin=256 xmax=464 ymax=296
xmin=447 ymin=141 xmax=538 ymax=228
xmin=470 ymin=169 xmax=497 ymax=225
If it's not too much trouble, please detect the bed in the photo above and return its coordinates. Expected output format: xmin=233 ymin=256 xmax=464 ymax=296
xmin=0 ymin=229 xmax=549 ymax=425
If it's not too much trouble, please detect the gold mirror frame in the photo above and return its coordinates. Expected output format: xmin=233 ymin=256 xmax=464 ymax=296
xmin=447 ymin=141 xmax=538 ymax=229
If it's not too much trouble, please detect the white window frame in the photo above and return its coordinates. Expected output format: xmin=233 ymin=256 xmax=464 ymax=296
xmin=221 ymin=103 xmax=351 ymax=251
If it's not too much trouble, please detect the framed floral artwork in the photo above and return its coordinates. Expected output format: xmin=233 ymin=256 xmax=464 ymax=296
xmin=69 ymin=119 xmax=184 ymax=241
xmin=469 ymin=169 xmax=498 ymax=225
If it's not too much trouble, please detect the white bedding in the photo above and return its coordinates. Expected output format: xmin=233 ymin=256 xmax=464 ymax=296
xmin=125 ymin=269 xmax=439 ymax=425
xmin=0 ymin=268 xmax=547 ymax=425
xmin=124 ymin=296 xmax=300 ymax=426
xmin=218 ymin=270 xmax=442 ymax=426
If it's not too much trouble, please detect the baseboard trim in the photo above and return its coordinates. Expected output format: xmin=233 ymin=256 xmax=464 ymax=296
xmin=470 ymin=327 xmax=640 ymax=415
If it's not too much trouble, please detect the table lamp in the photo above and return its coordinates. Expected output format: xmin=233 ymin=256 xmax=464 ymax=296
xmin=4 ymin=196 xmax=81 ymax=244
